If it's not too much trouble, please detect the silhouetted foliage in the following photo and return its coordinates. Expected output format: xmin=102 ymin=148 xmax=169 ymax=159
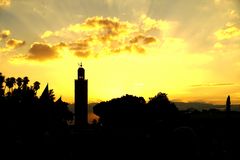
xmin=0 ymin=72 xmax=4 ymax=97
xmin=147 ymin=92 xmax=178 ymax=120
xmin=33 ymin=81 xmax=40 ymax=92
xmin=226 ymin=95 xmax=231 ymax=112
xmin=94 ymin=94 xmax=146 ymax=127
xmin=93 ymin=92 xmax=179 ymax=128
xmin=0 ymin=72 xmax=73 ymax=147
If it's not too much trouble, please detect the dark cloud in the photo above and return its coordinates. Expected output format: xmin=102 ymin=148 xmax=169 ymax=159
xmin=74 ymin=50 xmax=90 ymax=57
xmin=124 ymin=44 xmax=145 ymax=53
xmin=68 ymin=39 xmax=91 ymax=57
xmin=130 ymin=35 xmax=156 ymax=44
xmin=85 ymin=17 xmax=122 ymax=33
xmin=28 ymin=42 xmax=58 ymax=61
xmin=56 ymin=42 xmax=67 ymax=48
xmin=0 ymin=30 xmax=25 ymax=52
xmin=6 ymin=38 xmax=25 ymax=49
xmin=84 ymin=17 xmax=127 ymax=43
xmin=69 ymin=40 xmax=89 ymax=51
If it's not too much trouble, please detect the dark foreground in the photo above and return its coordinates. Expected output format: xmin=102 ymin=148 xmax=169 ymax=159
xmin=3 ymin=111 xmax=240 ymax=160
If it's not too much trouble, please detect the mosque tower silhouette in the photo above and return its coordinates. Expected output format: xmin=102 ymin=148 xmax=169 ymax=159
xmin=75 ymin=63 xmax=88 ymax=126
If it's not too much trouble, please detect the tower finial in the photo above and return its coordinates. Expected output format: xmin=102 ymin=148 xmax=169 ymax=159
xmin=78 ymin=62 xmax=83 ymax=68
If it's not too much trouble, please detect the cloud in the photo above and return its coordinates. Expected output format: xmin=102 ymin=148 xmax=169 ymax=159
xmin=0 ymin=30 xmax=10 ymax=40
xmin=40 ymin=31 xmax=53 ymax=39
xmin=68 ymin=39 xmax=91 ymax=57
xmin=210 ymin=7 xmax=240 ymax=54
xmin=139 ymin=14 xmax=177 ymax=35
xmin=228 ymin=10 xmax=240 ymax=20
xmin=0 ymin=0 xmax=10 ymax=7
xmin=28 ymin=42 xmax=58 ymax=61
xmin=191 ymin=83 xmax=235 ymax=88
xmin=39 ymin=16 xmax=173 ymax=58
xmin=130 ymin=35 xmax=156 ymax=45
xmin=214 ymin=25 xmax=240 ymax=40
xmin=0 ymin=30 xmax=25 ymax=52
xmin=6 ymin=38 xmax=25 ymax=49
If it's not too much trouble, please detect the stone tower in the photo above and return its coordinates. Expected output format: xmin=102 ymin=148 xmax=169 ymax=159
xmin=75 ymin=63 xmax=88 ymax=126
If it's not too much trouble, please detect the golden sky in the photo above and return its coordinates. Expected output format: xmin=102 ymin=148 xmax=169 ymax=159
xmin=0 ymin=0 xmax=240 ymax=104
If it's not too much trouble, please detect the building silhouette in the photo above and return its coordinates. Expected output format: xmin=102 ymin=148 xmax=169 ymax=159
xmin=75 ymin=63 xmax=88 ymax=126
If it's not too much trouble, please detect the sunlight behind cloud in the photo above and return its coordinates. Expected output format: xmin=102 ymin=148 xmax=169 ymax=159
xmin=0 ymin=0 xmax=10 ymax=7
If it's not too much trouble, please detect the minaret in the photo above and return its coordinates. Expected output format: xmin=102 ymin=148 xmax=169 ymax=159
xmin=75 ymin=63 xmax=88 ymax=126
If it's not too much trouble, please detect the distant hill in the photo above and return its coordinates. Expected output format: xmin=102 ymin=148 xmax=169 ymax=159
xmin=68 ymin=102 xmax=240 ymax=112
xmin=174 ymin=101 xmax=240 ymax=111
xmin=67 ymin=102 xmax=240 ymax=123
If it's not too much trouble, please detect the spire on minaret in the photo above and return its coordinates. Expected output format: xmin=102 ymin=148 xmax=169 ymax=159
xmin=78 ymin=62 xmax=82 ymax=68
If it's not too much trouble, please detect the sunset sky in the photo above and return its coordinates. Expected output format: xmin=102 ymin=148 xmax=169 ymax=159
xmin=0 ymin=0 xmax=240 ymax=104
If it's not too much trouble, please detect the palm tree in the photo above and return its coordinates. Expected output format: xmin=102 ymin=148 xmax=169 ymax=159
xmin=22 ymin=76 xmax=29 ymax=90
xmin=49 ymin=89 xmax=55 ymax=102
xmin=5 ymin=77 xmax=16 ymax=93
xmin=10 ymin=77 xmax=16 ymax=92
xmin=33 ymin=81 xmax=40 ymax=94
xmin=16 ymin=77 xmax=23 ymax=89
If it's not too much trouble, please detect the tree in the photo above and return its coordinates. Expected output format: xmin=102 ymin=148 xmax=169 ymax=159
xmin=148 ymin=92 xmax=178 ymax=114
xmin=93 ymin=94 xmax=146 ymax=127
xmin=33 ymin=81 xmax=40 ymax=94
xmin=16 ymin=77 xmax=23 ymax=89
xmin=40 ymin=84 xmax=55 ymax=104
xmin=55 ymin=97 xmax=73 ymax=121
xmin=5 ymin=77 xmax=16 ymax=94
xmin=0 ymin=73 xmax=5 ymax=96
xmin=49 ymin=89 xmax=55 ymax=102
xmin=0 ymin=72 xmax=74 ymax=145
xmin=226 ymin=95 xmax=231 ymax=112
xmin=22 ymin=76 xmax=29 ymax=90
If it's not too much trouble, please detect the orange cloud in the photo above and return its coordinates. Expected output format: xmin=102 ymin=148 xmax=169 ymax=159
xmin=28 ymin=42 xmax=58 ymax=61
xmin=0 ymin=30 xmax=25 ymax=52
xmin=6 ymin=39 xmax=25 ymax=49
xmin=130 ymin=35 xmax=156 ymax=45
xmin=68 ymin=39 xmax=91 ymax=57
xmin=0 ymin=30 xmax=10 ymax=40
xmin=39 ymin=16 xmax=162 ymax=58
xmin=0 ymin=0 xmax=10 ymax=7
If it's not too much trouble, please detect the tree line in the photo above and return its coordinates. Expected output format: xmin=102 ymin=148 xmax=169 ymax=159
xmin=0 ymin=72 xmax=73 ymax=144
